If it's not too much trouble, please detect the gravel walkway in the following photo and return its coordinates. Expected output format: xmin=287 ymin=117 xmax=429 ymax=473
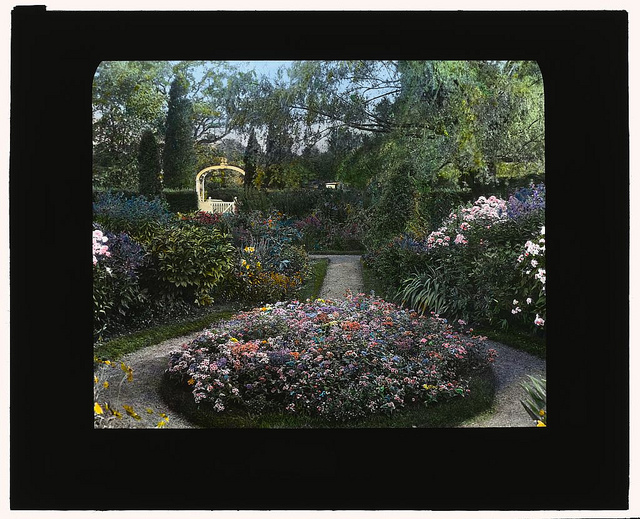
xmin=459 ymin=340 xmax=546 ymax=427
xmin=97 ymin=332 xmax=203 ymax=428
xmin=309 ymin=254 xmax=364 ymax=300
xmin=96 ymin=254 xmax=545 ymax=428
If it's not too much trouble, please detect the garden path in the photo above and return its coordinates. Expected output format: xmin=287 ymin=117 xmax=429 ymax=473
xmin=309 ymin=254 xmax=364 ymax=300
xmin=459 ymin=340 xmax=546 ymax=427
xmin=98 ymin=253 xmax=545 ymax=428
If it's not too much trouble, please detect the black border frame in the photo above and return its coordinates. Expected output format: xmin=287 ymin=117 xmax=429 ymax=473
xmin=10 ymin=8 xmax=629 ymax=511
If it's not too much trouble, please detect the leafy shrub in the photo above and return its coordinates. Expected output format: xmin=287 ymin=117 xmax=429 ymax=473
xmin=294 ymin=210 xmax=365 ymax=252
xmin=364 ymin=165 xmax=416 ymax=249
xmin=144 ymin=223 xmax=235 ymax=306
xmin=93 ymin=191 xmax=173 ymax=243
xmin=520 ymin=375 xmax=546 ymax=427
xmin=226 ymin=210 xmax=302 ymax=249
xmin=163 ymin=189 xmax=198 ymax=213
xmin=165 ymin=295 xmax=496 ymax=422
xmin=93 ymin=225 xmax=149 ymax=337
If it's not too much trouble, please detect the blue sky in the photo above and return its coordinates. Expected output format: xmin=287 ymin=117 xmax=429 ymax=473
xmin=226 ymin=60 xmax=293 ymax=78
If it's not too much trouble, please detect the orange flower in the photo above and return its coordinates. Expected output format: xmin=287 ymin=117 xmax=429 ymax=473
xmin=290 ymin=351 xmax=300 ymax=360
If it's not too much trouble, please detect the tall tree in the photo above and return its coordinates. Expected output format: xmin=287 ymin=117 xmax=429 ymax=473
xmin=137 ymin=130 xmax=162 ymax=197
xmin=163 ymin=76 xmax=196 ymax=189
xmin=243 ymin=128 xmax=260 ymax=190
xmin=263 ymin=122 xmax=294 ymax=188
xmin=92 ymin=61 xmax=171 ymax=189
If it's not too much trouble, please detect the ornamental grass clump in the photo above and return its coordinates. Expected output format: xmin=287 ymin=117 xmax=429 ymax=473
xmin=165 ymin=294 xmax=496 ymax=422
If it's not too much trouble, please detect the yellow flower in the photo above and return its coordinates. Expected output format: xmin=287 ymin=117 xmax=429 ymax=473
xmin=241 ymin=259 xmax=247 ymax=266
xmin=539 ymin=409 xmax=545 ymax=416
xmin=104 ymin=360 xmax=111 ymax=365
xmin=123 ymin=404 xmax=141 ymax=420
xmin=103 ymin=381 xmax=109 ymax=389
xmin=94 ymin=376 xmax=99 ymax=384
xmin=230 ymin=337 xmax=238 ymax=342
xmin=187 ymin=378 xmax=195 ymax=385
xmin=536 ymin=420 xmax=546 ymax=427
xmin=422 ymin=384 xmax=437 ymax=390
xmin=157 ymin=420 xmax=167 ymax=428
xmin=256 ymin=262 xmax=261 ymax=267
xmin=160 ymin=413 xmax=169 ymax=421
xmin=146 ymin=408 xmax=154 ymax=414
xmin=94 ymin=402 xmax=104 ymax=414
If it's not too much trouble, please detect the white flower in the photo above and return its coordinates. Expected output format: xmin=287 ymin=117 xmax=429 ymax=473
xmin=526 ymin=298 xmax=532 ymax=305
xmin=531 ymin=259 xmax=538 ymax=267
xmin=513 ymin=299 xmax=519 ymax=305
xmin=540 ymin=226 xmax=545 ymax=235
xmin=534 ymin=314 xmax=545 ymax=327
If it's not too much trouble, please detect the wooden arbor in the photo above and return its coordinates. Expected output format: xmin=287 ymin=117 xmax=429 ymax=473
xmin=195 ymin=158 xmax=245 ymax=214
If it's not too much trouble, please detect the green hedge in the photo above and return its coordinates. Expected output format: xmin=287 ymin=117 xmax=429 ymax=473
xmin=163 ymin=189 xmax=198 ymax=213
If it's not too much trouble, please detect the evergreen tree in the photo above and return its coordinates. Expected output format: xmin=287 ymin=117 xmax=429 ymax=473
xmin=137 ymin=130 xmax=162 ymax=196
xmin=243 ymin=128 xmax=260 ymax=190
xmin=163 ymin=76 xmax=196 ymax=189
xmin=263 ymin=123 xmax=293 ymax=188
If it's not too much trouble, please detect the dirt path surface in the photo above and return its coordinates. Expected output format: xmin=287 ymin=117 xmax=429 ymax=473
xmin=97 ymin=254 xmax=545 ymax=428
xmin=309 ymin=254 xmax=364 ymax=300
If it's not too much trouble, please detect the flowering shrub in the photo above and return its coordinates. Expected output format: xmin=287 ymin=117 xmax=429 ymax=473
xmin=93 ymin=224 xmax=149 ymax=337
xmin=221 ymin=210 xmax=309 ymax=304
xmin=165 ymin=294 xmax=495 ymax=422
xmin=368 ymin=186 xmax=545 ymax=330
xmin=92 ymin=228 xmax=111 ymax=265
xmin=512 ymin=226 xmax=546 ymax=330
xmin=294 ymin=211 xmax=364 ymax=251
xmin=178 ymin=210 xmax=224 ymax=228
xmin=507 ymin=183 xmax=546 ymax=220
xmin=228 ymin=244 xmax=307 ymax=304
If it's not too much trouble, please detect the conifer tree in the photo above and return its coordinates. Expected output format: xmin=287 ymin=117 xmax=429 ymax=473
xmin=243 ymin=128 xmax=260 ymax=190
xmin=137 ymin=130 xmax=162 ymax=196
xmin=163 ymin=77 xmax=196 ymax=189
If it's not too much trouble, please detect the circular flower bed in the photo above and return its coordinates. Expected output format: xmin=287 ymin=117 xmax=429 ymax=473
xmin=165 ymin=294 xmax=496 ymax=422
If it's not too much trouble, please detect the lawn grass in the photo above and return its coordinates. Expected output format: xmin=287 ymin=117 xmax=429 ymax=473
xmin=94 ymin=307 xmax=237 ymax=361
xmin=296 ymin=258 xmax=329 ymax=301
xmin=159 ymin=367 xmax=496 ymax=429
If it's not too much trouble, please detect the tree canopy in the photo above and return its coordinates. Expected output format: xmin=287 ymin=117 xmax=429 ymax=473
xmin=93 ymin=60 xmax=544 ymax=194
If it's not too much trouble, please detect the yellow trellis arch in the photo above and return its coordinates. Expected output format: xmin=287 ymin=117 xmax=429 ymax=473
xmin=195 ymin=158 xmax=245 ymax=214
